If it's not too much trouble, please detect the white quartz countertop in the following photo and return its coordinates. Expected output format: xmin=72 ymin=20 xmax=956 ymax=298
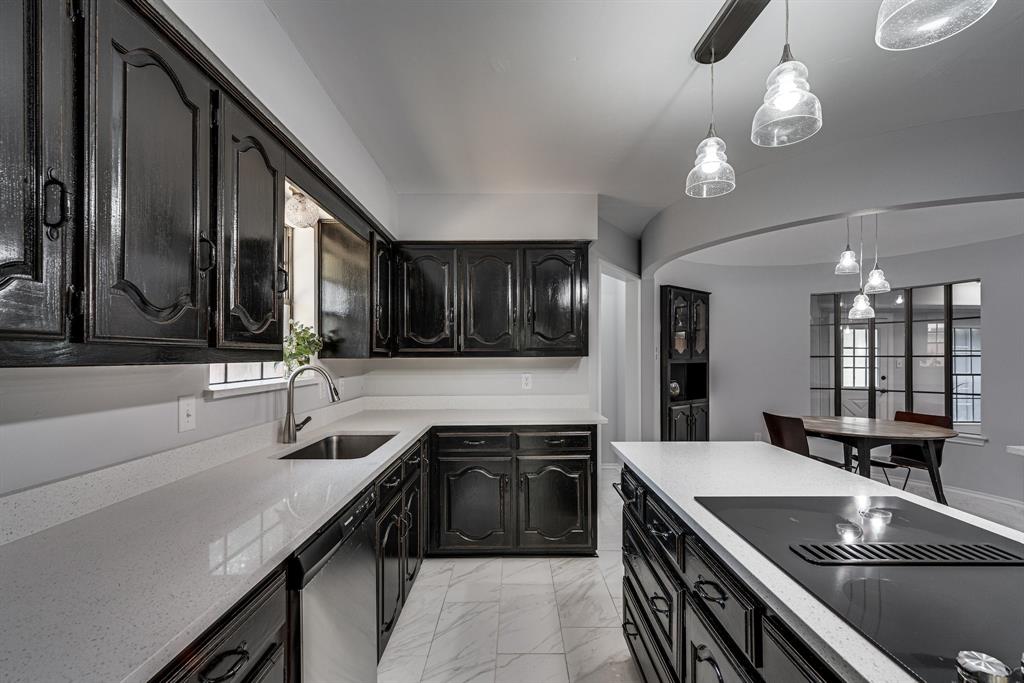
xmin=0 ymin=407 xmax=604 ymax=683
xmin=611 ymin=440 xmax=1024 ymax=683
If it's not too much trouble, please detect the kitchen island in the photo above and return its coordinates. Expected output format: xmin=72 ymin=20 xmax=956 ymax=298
xmin=611 ymin=440 xmax=1024 ymax=683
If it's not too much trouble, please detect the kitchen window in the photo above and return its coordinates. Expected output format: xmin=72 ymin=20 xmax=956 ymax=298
xmin=809 ymin=280 xmax=981 ymax=433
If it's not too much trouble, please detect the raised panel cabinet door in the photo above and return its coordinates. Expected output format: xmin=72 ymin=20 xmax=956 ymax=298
xmin=436 ymin=456 xmax=514 ymax=550
xmin=691 ymin=403 xmax=709 ymax=442
xmin=89 ymin=0 xmax=210 ymax=345
xmin=376 ymin=494 xmax=404 ymax=657
xmin=215 ymin=95 xmax=286 ymax=349
xmin=371 ymin=234 xmax=393 ymax=354
xmin=397 ymin=246 xmax=456 ymax=352
xmin=522 ymin=247 xmax=586 ymax=354
xmin=691 ymin=291 xmax=709 ymax=360
xmin=459 ymin=247 xmax=518 ymax=353
xmin=668 ymin=405 xmax=691 ymax=442
xmin=517 ymin=456 xmax=591 ymax=550
xmin=0 ymin=0 xmax=73 ymax=340
xmin=401 ymin=479 xmax=423 ymax=598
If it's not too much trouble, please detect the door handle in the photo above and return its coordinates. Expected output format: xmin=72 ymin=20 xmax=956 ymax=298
xmin=645 ymin=523 xmax=672 ymax=540
xmin=648 ymin=594 xmax=671 ymax=615
xmin=695 ymin=644 xmax=725 ymax=683
xmin=694 ymin=576 xmax=728 ymax=608
xmin=621 ymin=620 xmax=640 ymax=638
xmin=42 ymin=168 xmax=69 ymax=239
xmin=199 ymin=233 xmax=216 ymax=274
xmin=381 ymin=474 xmax=402 ymax=489
xmin=276 ymin=266 xmax=288 ymax=293
xmin=611 ymin=482 xmax=636 ymax=505
xmin=197 ymin=641 xmax=250 ymax=683
xmin=462 ymin=439 xmax=486 ymax=446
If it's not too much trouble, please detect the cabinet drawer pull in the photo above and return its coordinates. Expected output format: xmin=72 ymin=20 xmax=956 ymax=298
xmin=462 ymin=439 xmax=486 ymax=446
xmin=694 ymin=576 xmax=728 ymax=608
xmin=198 ymin=641 xmax=249 ymax=683
xmin=621 ymin=545 xmax=639 ymax=562
xmin=622 ymin=620 xmax=640 ymax=638
xmin=399 ymin=511 xmax=411 ymax=539
xmin=611 ymin=482 xmax=636 ymax=505
xmin=645 ymin=523 xmax=672 ymax=540
xmin=42 ymin=168 xmax=69 ymax=239
xmin=276 ymin=266 xmax=288 ymax=293
xmin=544 ymin=438 xmax=566 ymax=446
xmin=695 ymin=644 xmax=725 ymax=683
xmin=382 ymin=474 xmax=402 ymax=489
xmin=648 ymin=594 xmax=671 ymax=615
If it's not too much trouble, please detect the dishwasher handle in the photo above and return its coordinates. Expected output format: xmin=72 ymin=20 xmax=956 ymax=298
xmin=290 ymin=490 xmax=374 ymax=589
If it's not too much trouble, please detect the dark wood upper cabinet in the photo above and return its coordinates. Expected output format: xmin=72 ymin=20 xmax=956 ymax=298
xmin=666 ymin=288 xmax=692 ymax=361
xmin=397 ymin=246 xmax=456 ymax=352
xmin=435 ymin=456 xmax=514 ymax=551
xmin=371 ymin=234 xmax=394 ymax=355
xmin=0 ymin=0 xmax=74 ymax=341
xmin=517 ymin=455 xmax=592 ymax=550
xmin=691 ymin=291 xmax=709 ymax=361
xmin=522 ymin=246 xmax=587 ymax=355
xmin=319 ymin=219 xmax=371 ymax=358
xmin=88 ymin=0 xmax=211 ymax=346
xmin=214 ymin=94 xmax=286 ymax=349
xmin=459 ymin=247 xmax=518 ymax=354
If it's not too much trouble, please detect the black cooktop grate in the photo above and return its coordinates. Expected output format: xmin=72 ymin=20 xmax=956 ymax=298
xmin=790 ymin=542 xmax=1024 ymax=566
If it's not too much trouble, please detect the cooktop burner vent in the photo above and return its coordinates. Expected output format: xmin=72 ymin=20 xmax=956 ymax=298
xmin=790 ymin=542 xmax=1024 ymax=566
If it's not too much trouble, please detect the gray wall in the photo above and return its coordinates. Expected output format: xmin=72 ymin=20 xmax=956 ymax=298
xmin=653 ymin=234 xmax=1024 ymax=502
xmin=595 ymin=218 xmax=641 ymax=275
xmin=600 ymin=275 xmax=627 ymax=466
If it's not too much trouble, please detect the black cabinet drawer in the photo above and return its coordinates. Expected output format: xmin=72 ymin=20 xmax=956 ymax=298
xmin=402 ymin=443 xmax=424 ymax=486
xmin=685 ymin=594 xmax=758 ymax=683
xmin=623 ymin=577 xmax=676 ymax=683
xmin=624 ymin=515 xmax=683 ymax=681
xmin=435 ymin=431 xmax=513 ymax=453
xmin=376 ymin=458 xmax=404 ymax=509
xmin=617 ymin=467 xmax=645 ymax=521
xmin=643 ymin=495 xmax=685 ymax=576
xmin=155 ymin=570 xmax=287 ymax=683
xmin=762 ymin=616 xmax=838 ymax=683
xmin=516 ymin=430 xmax=592 ymax=451
xmin=684 ymin=537 xmax=761 ymax=667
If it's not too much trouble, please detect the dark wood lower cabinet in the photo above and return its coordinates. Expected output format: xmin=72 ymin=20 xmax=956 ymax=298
xmin=621 ymin=466 xmax=839 ymax=683
xmin=668 ymin=402 xmax=709 ymax=442
xmin=435 ymin=456 xmax=514 ymax=551
xmin=517 ymin=455 xmax=592 ymax=550
xmin=376 ymin=492 xmax=404 ymax=658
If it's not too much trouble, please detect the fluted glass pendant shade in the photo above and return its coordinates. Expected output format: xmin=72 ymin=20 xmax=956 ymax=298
xmin=285 ymin=191 xmax=320 ymax=229
xmin=863 ymin=267 xmax=891 ymax=294
xmin=849 ymin=293 xmax=876 ymax=320
xmin=751 ymin=46 xmax=822 ymax=147
xmin=834 ymin=220 xmax=860 ymax=274
xmin=686 ymin=127 xmax=736 ymax=198
xmin=875 ymin=0 xmax=998 ymax=51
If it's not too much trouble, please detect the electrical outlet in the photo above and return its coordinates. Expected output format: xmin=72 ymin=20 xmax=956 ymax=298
xmin=178 ymin=395 xmax=196 ymax=432
xmin=521 ymin=373 xmax=532 ymax=391
xmin=754 ymin=431 xmax=763 ymax=442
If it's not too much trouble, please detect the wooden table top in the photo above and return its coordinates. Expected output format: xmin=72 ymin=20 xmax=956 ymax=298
xmin=801 ymin=415 xmax=958 ymax=440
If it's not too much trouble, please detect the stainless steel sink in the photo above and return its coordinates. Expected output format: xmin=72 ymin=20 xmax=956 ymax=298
xmin=280 ymin=434 xmax=395 ymax=460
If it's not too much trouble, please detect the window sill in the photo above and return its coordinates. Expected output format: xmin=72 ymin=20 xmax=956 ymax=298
xmin=204 ymin=376 xmax=316 ymax=400
xmin=949 ymin=430 xmax=988 ymax=447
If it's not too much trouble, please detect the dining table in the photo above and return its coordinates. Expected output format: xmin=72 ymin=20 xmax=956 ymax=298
xmin=801 ymin=415 xmax=958 ymax=504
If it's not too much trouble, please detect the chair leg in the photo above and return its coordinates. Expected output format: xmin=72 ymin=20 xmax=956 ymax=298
xmin=901 ymin=468 xmax=911 ymax=491
xmin=923 ymin=440 xmax=947 ymax=505
xmin=881 ymin=468 xmax=891 ymax=486
xmin=842 ymin=445 xmax=853 ymax=471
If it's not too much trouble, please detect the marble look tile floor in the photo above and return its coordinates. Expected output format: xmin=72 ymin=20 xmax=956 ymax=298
xmin=378 ymin=484 xmax=638 ymax=683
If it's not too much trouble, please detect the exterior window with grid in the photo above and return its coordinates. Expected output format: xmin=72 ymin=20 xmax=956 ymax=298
xmin=208 ymin=361 xmax=286 ymax=386
xmin=952 ymin=326 xmax=981 ymax=424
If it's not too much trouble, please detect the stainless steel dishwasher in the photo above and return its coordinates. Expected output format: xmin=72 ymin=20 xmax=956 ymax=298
xmin=289 ymin=488 xmax=377 ymax=683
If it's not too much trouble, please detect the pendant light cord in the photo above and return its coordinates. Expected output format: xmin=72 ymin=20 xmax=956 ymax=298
xmin=785 ymin=0 xmax=790 ymax=46
xmin=845 ymin=217 xmax=851 ymax=249
xmin=710 ymin=45 xmax=716 ymax=129
xmin=874 ymin=214 xmax=880 ymax=267
xmin=859 ymin=217 xmax=865 ymax=290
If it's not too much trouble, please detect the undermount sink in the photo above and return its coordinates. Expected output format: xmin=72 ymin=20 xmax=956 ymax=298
xmin=280 ymin=434 xmax=396 ymax=460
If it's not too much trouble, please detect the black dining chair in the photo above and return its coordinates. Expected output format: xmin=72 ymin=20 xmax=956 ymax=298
xmin=762 ymin=413 xmax=848 ymax=469
xmin=869 ymin=411 xmax=952 ymax=498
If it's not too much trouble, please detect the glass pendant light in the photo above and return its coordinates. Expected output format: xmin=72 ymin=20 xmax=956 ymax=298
xmin=686 ymin=48 xmax=736 ymax=199
xmin=834 ymin=218 xmax=860 ymax=275
xmin=751 ymin=0 xmax=822 ymax=147
xmin=285 ymin=191 xmax=320 ymax=229
xmin=875 ymin=0 xmax=999 ymax=51
xmin=849 ymin=219 xmax=875 ymax=320
xmin=863 ymin=214 xmax=892 ymax=294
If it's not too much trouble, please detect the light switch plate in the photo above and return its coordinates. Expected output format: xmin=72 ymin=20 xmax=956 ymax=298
xmin=178 ymin=395 xmax=196 ymax=432
xmin=521 ymin=373 xmax=532 ymax=390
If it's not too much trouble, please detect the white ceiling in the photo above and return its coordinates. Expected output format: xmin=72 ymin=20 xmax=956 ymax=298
xmin=681 ymin=199 xmax=1024 ymax=266
xmin=267 ymin=0 xmax=1024 ymax=236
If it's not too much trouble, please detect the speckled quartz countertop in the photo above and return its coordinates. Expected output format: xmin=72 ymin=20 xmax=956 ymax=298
xmin=0 ymin=408 xmax=604 ymax=683
xmin=611 ymin=440 xmax=1024 ymax=683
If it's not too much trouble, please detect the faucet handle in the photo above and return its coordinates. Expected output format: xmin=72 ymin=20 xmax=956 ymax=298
xmin=295 ymin=416 xmax=312 ymax=433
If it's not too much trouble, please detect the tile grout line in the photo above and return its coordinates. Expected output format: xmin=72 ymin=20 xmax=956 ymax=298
xmin=414 ymin=563 xmax=452 ymax=683
xmin=549 ymin=558 xmax=573 ymax=683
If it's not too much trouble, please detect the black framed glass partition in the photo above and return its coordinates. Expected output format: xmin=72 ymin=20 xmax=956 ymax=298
xmin=809 ymin=280 xmax=981 ymax=430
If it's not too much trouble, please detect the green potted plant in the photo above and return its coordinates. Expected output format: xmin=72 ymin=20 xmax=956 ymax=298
xmin=283 ymin=321 xmax=323 ymax=372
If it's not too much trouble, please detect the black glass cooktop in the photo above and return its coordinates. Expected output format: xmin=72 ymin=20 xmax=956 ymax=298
xmin=696 ymin=496 xmax=1024 ymax=682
